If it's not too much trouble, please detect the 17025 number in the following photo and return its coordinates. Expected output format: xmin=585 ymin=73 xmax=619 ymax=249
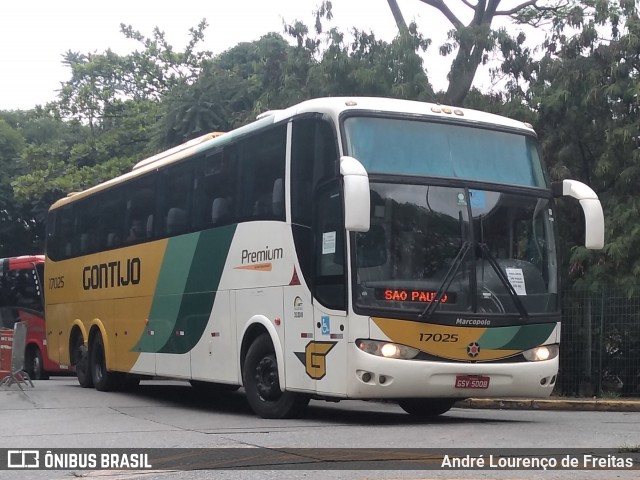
xmin=419 ymin=333 xmax=459 ymax=342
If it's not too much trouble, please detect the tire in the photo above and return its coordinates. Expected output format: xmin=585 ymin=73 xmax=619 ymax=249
xmin=90 ymin=333 xmax=122 ymax=392
xmin=397 ymin=398 xmax=457 ymax=417
xmin=25 ymin=346 xmax=49 ymax=380
xmin=243 ymin=334 xmax=309 ymax=419
xmin=72 ymin=336 xmax=93 ymax=388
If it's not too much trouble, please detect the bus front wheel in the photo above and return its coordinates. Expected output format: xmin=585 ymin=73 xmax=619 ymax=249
xmin=397 ymin=398 xmax=457 ymax=417
xmin=243 ymin=334 xmax=309 ymax=419
xmin=90 ymin=333 xmax=122 ymax=392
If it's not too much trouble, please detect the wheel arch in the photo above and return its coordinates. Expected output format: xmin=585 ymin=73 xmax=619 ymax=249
xmin=87 ymin=319 xmax=110 ymax=368
xmin=239 ymin=316 xmax=284 ymax=390
xmin=68 ymin=319 xmax=110 ymax=368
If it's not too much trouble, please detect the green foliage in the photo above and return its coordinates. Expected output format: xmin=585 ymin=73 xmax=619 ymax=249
xmin=156 ymin=14 xmax=434 ymax=150
xmin=0 ymin=0 xmax=638 ymax=292
xmin=500 ymin=1 xmax=640 ymax=290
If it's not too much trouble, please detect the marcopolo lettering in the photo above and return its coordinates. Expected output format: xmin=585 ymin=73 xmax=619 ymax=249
xmin=82 ymin=258 xmax=141 ymax=290
xmin=241 ymin=246 xmax=283 ymax=264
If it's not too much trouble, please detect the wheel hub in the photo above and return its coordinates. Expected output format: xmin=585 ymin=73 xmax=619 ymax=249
xmin=254 ymin=355 xmax=280 ymax=401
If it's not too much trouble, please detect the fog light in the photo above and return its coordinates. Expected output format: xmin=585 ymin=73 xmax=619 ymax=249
xmin=362 ymin=372 xmax=372 ymax=383
xmin=379 ymin=375 xmax=387 ymax=384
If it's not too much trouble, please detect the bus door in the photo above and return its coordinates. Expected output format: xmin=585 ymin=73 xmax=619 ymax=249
xmin=309 ymin=183 xmax=348 ymax=396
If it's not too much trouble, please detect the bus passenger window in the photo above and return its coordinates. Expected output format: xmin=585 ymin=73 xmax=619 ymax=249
xmin=125 ymin=175 xmax=157 ymax=243
xmin=237 ymin=125 xmax=286 ymax=222
xmin=193 ymin=149 xmax=236 ymax=229
xmin=126 ymin=218 xmax=145 ymax=242
xmin=211 ymin=198 xmax=231 ymax=225
xmin=165 ymin=208 xmax=187 ymax=234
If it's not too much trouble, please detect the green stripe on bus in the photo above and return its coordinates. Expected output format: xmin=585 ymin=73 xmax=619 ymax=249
xmin=134 ymin=234 xmax=199 ymax=353
xmin=499 ymin=323 xmax=556 ymax=351
xmin=478 ymin=323 xmax=555 ymax=351
xmin=157 ymin=225 xmax=236 ymax=354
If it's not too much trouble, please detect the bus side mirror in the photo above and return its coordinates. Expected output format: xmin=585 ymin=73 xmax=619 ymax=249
xmin=340 ymin=156 xmax=370 ymax=232
xmin=552 ymin=179 xmax=604 ymax=249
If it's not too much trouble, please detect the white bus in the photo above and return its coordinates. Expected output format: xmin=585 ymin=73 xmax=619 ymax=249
xmin=44 ymin=97 xmax=604 ymax=418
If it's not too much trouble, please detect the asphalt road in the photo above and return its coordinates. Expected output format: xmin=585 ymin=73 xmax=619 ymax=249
xmin=1 ymin=377 xmax=638 ymax=479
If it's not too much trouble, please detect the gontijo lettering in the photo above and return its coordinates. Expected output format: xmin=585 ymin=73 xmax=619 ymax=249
xmin=82 ymin=258 xmax=141 ymax=290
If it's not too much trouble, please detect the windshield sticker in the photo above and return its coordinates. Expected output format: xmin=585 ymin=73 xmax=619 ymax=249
xmin=505 ymin=268 xmax=527 ymax=295
xmin=469 ymin=190 xmax=486 ymax=209
xmin=322 ymin=231 xmax=336 ymax=254
xmin=456 ymin=192 xmax=467 ymax=206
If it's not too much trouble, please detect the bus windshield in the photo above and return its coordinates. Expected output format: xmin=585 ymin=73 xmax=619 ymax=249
xmin=352 ymin=182 xmax=558 ymax=317
xmin=343 ymin=116 xmax=547 ymax=188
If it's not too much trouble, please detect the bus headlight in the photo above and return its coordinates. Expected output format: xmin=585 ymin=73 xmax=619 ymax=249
xmin=522 ymin=344 xmax=559 ymax=362
xmin=356 ymin=339 xmax=420 ymax=359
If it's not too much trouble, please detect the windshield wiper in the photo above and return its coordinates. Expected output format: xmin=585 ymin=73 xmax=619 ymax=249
xmin=419 ymin=241 xmax=470 ymax=321
xmin=478 ymin=242 xmax=529 ymax=319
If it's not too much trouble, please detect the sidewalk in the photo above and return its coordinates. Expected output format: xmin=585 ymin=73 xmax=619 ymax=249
xmin=456 ymin=397 xmax=640 ymax=412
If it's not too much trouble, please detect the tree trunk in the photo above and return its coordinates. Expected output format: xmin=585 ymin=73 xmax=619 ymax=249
xmin=386 ymin=0 xmax=408 ymax=33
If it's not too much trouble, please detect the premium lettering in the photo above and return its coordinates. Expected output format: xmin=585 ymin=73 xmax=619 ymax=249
xmin=241 ymin=246 xmax=283 ymax=264
xmin=82 ymin=258 xmax=141 ymax=290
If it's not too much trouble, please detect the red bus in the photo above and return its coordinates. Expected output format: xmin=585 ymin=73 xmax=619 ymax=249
xmin=0 ymin=255 xmax=68 ymax=379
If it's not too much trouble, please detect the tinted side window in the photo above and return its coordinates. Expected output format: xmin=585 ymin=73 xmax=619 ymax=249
xmin=1 ymin=268 xmax=42 ymax=312
xmin=291 ymin=118 xmax=338 ymax=227
xmin=193 ymin=149 xmax=237 ymax=229
xmin=125 ymin=175 xmax=157 ymax=243
xmin=291 ymin=118 xmax=339 ymax=288
xmin=237 ymin=125 xmax=286 ymax=222
xmin=75 ymin=197 xmax=101 ymax=255
xmin=95 ymin=187 xmax=126 ymax=250
xmin=47 ymin=206 xmax=74 ymax=260
xmin=159 ymin=164 xmax=192 ymax=237
xmin=314 ymin=182 xmax=346 ymax=310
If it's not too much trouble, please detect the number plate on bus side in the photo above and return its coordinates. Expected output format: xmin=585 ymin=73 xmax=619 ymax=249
xmin=455 ymin=375 xmax=490 ymax=389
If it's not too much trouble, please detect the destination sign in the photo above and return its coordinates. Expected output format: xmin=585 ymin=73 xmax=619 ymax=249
xmin=375 ymin=288 xmax=456 ymax=304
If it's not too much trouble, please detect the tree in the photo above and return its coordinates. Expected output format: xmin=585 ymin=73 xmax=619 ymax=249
xmin=58 ymin=20 xmax=212 ymax=127
xmin=387 ymin=0 xmax=581 ymax=105
xmin=497 ymin=1 xmax=639 ymax=289
xmin=157 ymin=11 xmax=435 ymax=149
xmin=12 ymin=21 xmax=209 ymax=226
xmin=0 ymin=117 xmax=35 ymax=256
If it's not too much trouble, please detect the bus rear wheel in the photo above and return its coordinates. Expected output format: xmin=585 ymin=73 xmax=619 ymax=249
xmin=397 ymin=398 xmax=457 ymax=417
xmin=72 ymin=336 xmax=93 ymax=388
xmin=90 ymin=333 xmax=122 ymax=392
xmin=243 ymin=334 xmax=309 ymax=419
xmin=25 ymin=346 xmax=49 ymax=380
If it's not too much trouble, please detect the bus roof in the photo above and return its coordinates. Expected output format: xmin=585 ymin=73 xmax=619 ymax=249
xmin=49 ymin=97 xmax=536 ymax=210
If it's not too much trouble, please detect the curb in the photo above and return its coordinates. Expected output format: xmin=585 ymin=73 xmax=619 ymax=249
xmin=455 ymin=398 xmax=640 ymax=412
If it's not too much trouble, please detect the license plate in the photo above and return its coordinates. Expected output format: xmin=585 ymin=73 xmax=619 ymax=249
xmin=455 ymin=375 xmax=490 ymax=389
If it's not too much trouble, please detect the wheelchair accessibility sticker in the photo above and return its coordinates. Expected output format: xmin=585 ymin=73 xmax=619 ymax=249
xmin=321 ymin=316 xmax=330 ymax=335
